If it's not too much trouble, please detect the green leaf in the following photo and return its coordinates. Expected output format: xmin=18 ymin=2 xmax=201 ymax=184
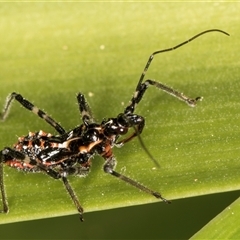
xmin=0 ymin=3 xmax=238 ymax=235
xmin=191 ymin=197 xmax=240 ymax=239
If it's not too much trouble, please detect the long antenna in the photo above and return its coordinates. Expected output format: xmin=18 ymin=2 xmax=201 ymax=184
xmin=137 ymin=29 xmax=230 ymax=90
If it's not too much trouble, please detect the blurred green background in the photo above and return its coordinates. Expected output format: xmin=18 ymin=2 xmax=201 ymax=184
xmin=1 ymin=191 xmax=240 ymax=239
xmin=0 ymin=2 xmax=240 ymax=239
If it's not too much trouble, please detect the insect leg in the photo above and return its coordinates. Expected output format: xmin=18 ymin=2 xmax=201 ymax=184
xmin=0 ymin=147 xmax=28 ymax=213
xmin=62 ymin=176 xmax=84 ymax=221
xmin=103 ymin=155 xmax=170 ymax=203
xmin=0 ymin=151 xmax=8 ymax=213
xmin=37 ymin=163 xmax=85 ymax=221
xmin=1 ymin=92 xmax=66 ymax=134
xmin=124 ymin=79 xmax=201 ymax=114
xmin=77 ymin=93 xmax=94 ymax=125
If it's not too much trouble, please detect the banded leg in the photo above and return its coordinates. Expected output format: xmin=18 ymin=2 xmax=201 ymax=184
xmin=1 ymin=92 xmax=66 ymax=134
xmin=77 ymin=93 xmax=94 ymax=125
xmin=103 ymin=155 xmax=170 ymax=203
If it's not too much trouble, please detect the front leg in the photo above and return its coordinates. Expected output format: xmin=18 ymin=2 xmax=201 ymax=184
xmin=103 ymin=155 xmax=170 ymax=203
xmin=124 ymin=79 xmax=202 ymax=115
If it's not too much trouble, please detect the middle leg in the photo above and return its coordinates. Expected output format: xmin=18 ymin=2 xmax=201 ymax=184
xmin=38 ymin=163 xmax=85 ymax=221
xmin=103 ymin=155 xmax=170 ymax=203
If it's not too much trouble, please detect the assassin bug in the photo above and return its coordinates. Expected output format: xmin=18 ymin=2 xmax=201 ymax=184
xmin=0 ymin=29 xmax=229 ymax=221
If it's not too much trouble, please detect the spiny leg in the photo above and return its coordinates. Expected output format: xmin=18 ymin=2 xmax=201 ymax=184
xmin=37 ymin=164 xmax=85 ymax=221
xmin=0 ymin=152 xmax=8 ymax=213
xmin=1 ymin=92 xmax=66 ymax=134
xmin=0 ymin=147 xmax=28 ymax=214
xmin=77 ymin=93 xmax=94 ymax=125
xmin=103 ymin=156 xmax=170 ymax=203
xmin=125 ymin=29 xmax=229 ymax=114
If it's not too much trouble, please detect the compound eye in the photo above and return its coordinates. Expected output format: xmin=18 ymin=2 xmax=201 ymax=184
xmin=119 ymin=127 xmax=128 ymax=135
xmin=117 ymin=113 xmax=129 ymax=127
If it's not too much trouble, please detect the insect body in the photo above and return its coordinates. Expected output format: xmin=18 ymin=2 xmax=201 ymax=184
xmin=0 ymin=29 xmax=229 ymax=221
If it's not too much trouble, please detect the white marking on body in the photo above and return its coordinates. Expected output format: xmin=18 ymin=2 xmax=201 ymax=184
xmin=28 ymin=132 xmax=34 ymax=137
xmin=58 ymin=141 xmax=69 ymax=148
xmin=79 ymin=140 xmax=102 ymax=153
xmin=67 ymin=131 xmax=74 ymax=140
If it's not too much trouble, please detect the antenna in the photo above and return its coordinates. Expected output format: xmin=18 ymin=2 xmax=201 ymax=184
xmin=137 ymin=29 xmax=230 ymax=90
